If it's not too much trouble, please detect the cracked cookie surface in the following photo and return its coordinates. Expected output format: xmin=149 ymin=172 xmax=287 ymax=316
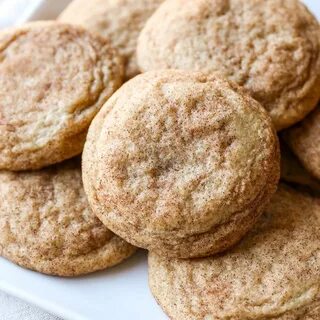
xmin=0 ymin=158 xmax=135 ymax=276
xmin=0 ymin=21 xmax=123 ymax=170
xmin=59 ymin=0 xmax=164 ymax=79
xmin=137 ymin=0 xmax=320 ymax=130
xmin=82 ymin=70 xmax=279 ymax=258
xmin=149 ymin=184 xmax=320 ymax=320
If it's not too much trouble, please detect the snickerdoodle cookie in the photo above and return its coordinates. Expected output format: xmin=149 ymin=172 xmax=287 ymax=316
xmin=137 ymin=0 xmax=320 ymax=130
xmin=82 ymin=70 xmax=280 ymax=258
xmin=0 ymin=21 xmax=123 ymax=171
xmin=284 ymin=104 xmax=320 ymax=180
xmin=59 ymin=0 xmax=164 ymax=79
xmin=149 ymin=184 xmax=320 ymax=320
xmin=0 ymin=158 xmax=135 ymax=276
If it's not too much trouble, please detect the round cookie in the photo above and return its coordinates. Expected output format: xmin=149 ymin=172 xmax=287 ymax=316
xmin=82 ymin=70 xmax=280 ymax=258
xmin=0 ymin=21 xmax=123 ymax=171
xmin=284 ymin=104 xmax=320 ymax=180
xmin=149 ymin=184 xmax=320 ymax=320
xmin=0 ymin=158 xmax=136 ymax=276
xmin=59 ymin=0 xmax=164 ymax=79
xmin=137 ymin=0 xmax=320 ymax=130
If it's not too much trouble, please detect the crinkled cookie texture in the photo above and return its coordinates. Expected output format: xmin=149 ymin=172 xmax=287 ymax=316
xmin=82 ymin=70 xmax=280 ymax=258
xmin=137 ymin=0 xmax=320 ymax=130
xmin=0 ymin=158 xmax=135 ymax=276
xmin=59 ymin=0 xmax=164 ymax=79
xmin=149 ymin=184 xmax=320 ymax=320
xmin=0 ymin=21 xmax=123 ymax=171
xmin=284 ymin=104 xmax=320 ymax=180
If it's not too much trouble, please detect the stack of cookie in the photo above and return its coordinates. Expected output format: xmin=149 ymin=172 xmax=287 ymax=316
xmin=0 ymin=0 xmax=319 ymax=318
xmin=0 ymin=21 xmax=136 ymax=276
xmin=64 ymin=0 xmax=319 ymax=318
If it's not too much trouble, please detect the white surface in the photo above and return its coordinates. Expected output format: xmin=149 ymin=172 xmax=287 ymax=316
xmin=0 ymin=0 xmax=43 ymax=28
xmin=0 ymin=0 xmax=319 ymax=320
xmin=0 ymin=251 xmax=165 ymax=320
xmin=0 ymin=291 xmax=59 ymax=320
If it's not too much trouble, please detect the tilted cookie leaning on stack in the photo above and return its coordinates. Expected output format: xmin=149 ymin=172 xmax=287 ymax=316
xmin=137 ymin=0 xmax=320 ymax=130
xmin=59 ymin=0 xmax=164 ymax=80
xmin=82 ymin=69 xmax=280 ymax=259
xmin=0 ymin=21 xmax=135 ymax=276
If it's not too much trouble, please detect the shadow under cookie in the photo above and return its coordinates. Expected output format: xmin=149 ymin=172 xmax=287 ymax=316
xmin=280 ymin=138 xmax=320 ymax=197
xmin=283 ymin=104 xmax=320 ymax=182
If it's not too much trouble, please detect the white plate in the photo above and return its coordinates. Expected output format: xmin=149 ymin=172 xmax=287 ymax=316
xmin=0 ymin=250 xmax=165 ymax=320
xmin=0 ymin=1 xmax=319 ymax=320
